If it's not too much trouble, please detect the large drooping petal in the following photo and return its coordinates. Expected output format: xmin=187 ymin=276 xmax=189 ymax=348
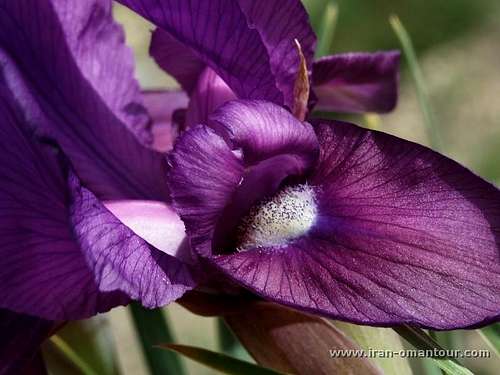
xmin=168 ymin=100 xmax=318 ymax=257
xmin=0 ymin=86 xmax=195 ymax=320
xmin=126 ymin=0 xmax=316 ymax=108
xmin=0 ymin=310 xmax=54 ymax=374
xmin=0 ymin=90 xmax=121 ymax=319
xmin=142 ymin=90 xmax=189 ymax=152
xmin=212 ymin=120 xmax=500 ymax=329
xmin=0 ymin=0 xmax=168 ymax=200
xmin=312 ymin=51 xmax=400 ymax=113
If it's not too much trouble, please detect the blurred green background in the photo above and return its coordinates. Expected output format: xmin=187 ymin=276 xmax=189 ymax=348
xmin=43 ymin=1 xmax=500 ymax=374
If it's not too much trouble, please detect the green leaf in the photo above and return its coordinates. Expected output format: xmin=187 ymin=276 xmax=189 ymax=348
xmin=389 ymin=15 xmax=443 ymax=151
xmin=217 ymin=318 xmax=253 ymax=362
xmin=218 ymin=318 xmax=239 ymax=353
xmin=478 ymin=324 xmax=500 ymax=357
xmin=129 ymin=303 xmax=185 ymax=375
xmin=394 ymin=325 xmax=474 ymax=375
xmin=158 ymin=344 xmax=286 ymax=375
xmin=315 ymin=1 xmax=339 ymax=58
xmin=43 ymin=318 xmax=119 ymax=375
xmin=49 ymin=335 xmax=99 ymax=375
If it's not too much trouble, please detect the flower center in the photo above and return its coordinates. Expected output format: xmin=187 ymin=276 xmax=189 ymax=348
xmin=236 ymin=184 xmax=317 ymax=251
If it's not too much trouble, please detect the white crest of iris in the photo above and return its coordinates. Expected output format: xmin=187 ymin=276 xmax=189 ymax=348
xmin=236 ymin=184 xmax=317 ymax=251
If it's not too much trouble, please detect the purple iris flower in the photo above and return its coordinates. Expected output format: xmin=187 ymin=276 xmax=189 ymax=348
xmin=0 ymin=0 xmax=499 ymax=372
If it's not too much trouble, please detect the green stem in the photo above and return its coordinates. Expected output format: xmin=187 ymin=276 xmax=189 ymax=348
xmin=50 ymin=335 xmax=98 ymax=375
xmin=129 ymin=303 xmax=185 ymax=375
xmin=390 ymin=15 xmax=444 ymax=151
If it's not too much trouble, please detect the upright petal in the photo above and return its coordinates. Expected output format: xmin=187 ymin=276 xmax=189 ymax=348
xmin=149 ymin=29 xmax=205 ymax=94
xmin=236 ymin=0 xmax=316 ymax=107
xmin=127 ymin=0 xmax=316 ymax=108
xmin=0 ymin=0 xmax=168 ymax=200
xmin=212 ymin=120 xmax=500 ymax=329
xmin=185 ymin=67 xmax=236 ymax=128
xmin=312 ymin=51 xmax=400 ymax=113
xmin=119 ymin=0 xmax=283 ymax=104
xmin=0 ymin=86 xmax=195 ymax=320
xmin=51 ymin=0 xmax=151 ymax=139
xmin=0 ymin=310 xmax=53 ymax=374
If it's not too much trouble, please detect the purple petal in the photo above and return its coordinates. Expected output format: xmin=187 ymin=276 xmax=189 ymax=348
xmin=209 ymin=100 xmax=318 ymax=165
xmin=0 ymin=91 xmax=195 ymax=319
xmin=236 ymin=0 xmax=316 ymax=107
xmin=51 ymin=0 xmax=150 ymax=140
xmin=142 ymin=90 xmax=189 ymax=152
xmin=0 ymin=310 xmax=53 ymax=374
xmin=212 ymin=120 xmax=500 ymax=329
xmin=168 ymin=125 xmax=244 ymax=257
xmin=104 ymin=200 xmax=186 ymax=259
xmin=168 ymin=100 xmax=318 ymax=257
xmin=0 ymin=91 xmax=125 ymax=319
xmin=0 ymin=0 xmax=168 ymax=200
xmin=70 ymin=175 xmax=197 ymax=308
xmin=312 ymin=51 xmax=400 ymax=113
xmin=120 ymin=0 xmax=282 ymax=103
xmin=185 ymin=67 xmax=237 ymax=128
xmin=124 ymin=0 xmax=316 ymax=108
xmin=150 ymin=29 xmax=205 ymax=94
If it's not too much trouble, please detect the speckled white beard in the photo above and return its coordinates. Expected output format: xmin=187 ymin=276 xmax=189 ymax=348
xmin=236 ymin=184 xmax=317 ymax=251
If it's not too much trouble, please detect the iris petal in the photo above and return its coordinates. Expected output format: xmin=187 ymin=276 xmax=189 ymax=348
xmin=71 ymin=176 xmax=197 ymax=309
xmin=209 ymin=100 xmax=318 ymax=166
xmin=0 ymin=88 xmax=125 ymax=319
xmin=312 ymin=51 xmax=400 ymax=113
xmin=0 ymin=309 xmax=53 ymax=374
xmin=150 ymin=29 xmax=205 ymax=95
xmin=0 ymin=0 xmax=168 ymax=200
xmin=133 ymin=0 xmax=316 ymax=108
xmin=212 ymin=120 xmax=500 ymax=329
xmin=168 ymin=100 xmax=319 ymax=257
xmin=0 ymin=83 xmax=195 ymax=320
xmin=185 ymin=67 xmax=236 ymax=128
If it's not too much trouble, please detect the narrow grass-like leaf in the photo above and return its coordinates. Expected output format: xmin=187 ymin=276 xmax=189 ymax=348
xmin=49 ymin=335 xmax=98 ymax=375
xmin=129 ymin=303 xmax=185 ymax=375
xmin=389 ymin=15 xmax=443 ymax=151
xmin=43 ymin=318 xmax=119 ymax=375
xmin=316 ymin=1 xmax=339 ymax=58
xmin=478 ymin=324 xmax=500 ymax=357
xmin=394 ymin=325 xmax=474 ymax=375
xmin=158 ymin=344 xmax=286 ymax=375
